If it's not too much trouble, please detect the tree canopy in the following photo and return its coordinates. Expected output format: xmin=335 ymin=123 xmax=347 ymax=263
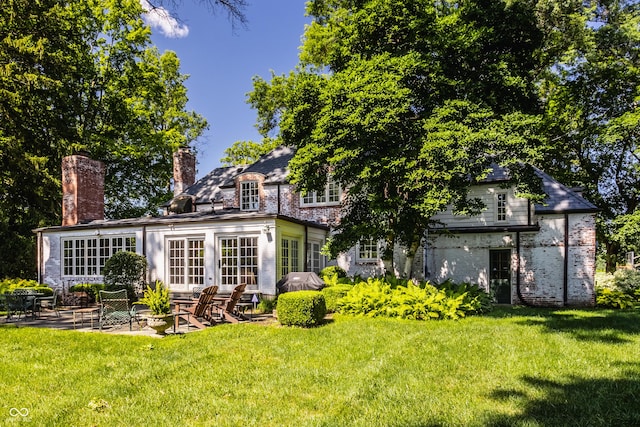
xmin=248 ymin=0 xmax=579 ymax=277
xmin=539 ymin=0 xmax=640 ymax=271
xmin=0 ymin=0 xmax=207 ymax=277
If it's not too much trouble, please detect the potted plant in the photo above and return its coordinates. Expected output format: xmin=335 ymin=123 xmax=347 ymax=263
xmin=135 ymin=280 xmax=173 ymax=335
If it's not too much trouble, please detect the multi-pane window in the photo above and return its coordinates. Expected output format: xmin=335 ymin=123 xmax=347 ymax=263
xmin=240 ymin=181 xmax=259 ymax=211
xmin=300 ymin=177 xmax=342 ymax=206
xmin=496 ymin=193 xmax=507 ymax=222
xmin=220 ymin=236 xmax=258 ymax=286
xmin=62 ymin=235 xmax=136 ymax=277
xmin=280 ymin=237 xmax=301 ymax=277
xmin=357 ymin=237 xmax=379 ymax=261
xmin=168 ymin=237 xmax=205 ymax=286
xmin=307 ymin=242 xmax=324 ymax=273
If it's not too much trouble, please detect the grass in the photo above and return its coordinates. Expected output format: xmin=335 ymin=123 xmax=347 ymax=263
xmin=1 ymin=307 xmax=640 ymax=426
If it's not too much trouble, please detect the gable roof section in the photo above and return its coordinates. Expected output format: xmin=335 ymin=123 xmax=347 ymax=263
xmin=483 ymin=164 xmax=598 ymax=213
xmin=170 ymin=165 xmax=243 ymax=205
xmin=238 ymin=145 xmax=294 ymax=184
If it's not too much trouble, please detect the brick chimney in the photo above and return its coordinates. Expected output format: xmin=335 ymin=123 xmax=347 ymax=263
xmin=173 ymin=147 xmax=196 ymax=196
xmin=62 ymin=154 xmax=105 ymax=226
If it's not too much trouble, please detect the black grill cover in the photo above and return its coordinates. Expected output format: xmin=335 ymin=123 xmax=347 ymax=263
xmin=276 ymin=272 xmax=325 ymax=294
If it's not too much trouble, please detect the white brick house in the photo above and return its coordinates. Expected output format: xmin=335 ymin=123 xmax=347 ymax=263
xmin=425 ymin=167 xmax=598 ymax=306
xmin=35 ymin=147 xmax=598 ymax=305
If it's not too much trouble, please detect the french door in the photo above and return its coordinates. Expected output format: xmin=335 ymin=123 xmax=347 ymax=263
xmin=219 ymin=236 xmax=259 ymax=288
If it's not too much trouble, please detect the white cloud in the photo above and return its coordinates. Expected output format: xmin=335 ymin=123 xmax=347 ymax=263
xmin=140 ymin=0 xmax=189 ymax=39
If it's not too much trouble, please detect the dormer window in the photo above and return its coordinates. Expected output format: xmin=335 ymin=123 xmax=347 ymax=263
xmin=241 ymin=181 xmax=259 ymax=211
xmin=301 ymin=177 xmax=342 ymax=206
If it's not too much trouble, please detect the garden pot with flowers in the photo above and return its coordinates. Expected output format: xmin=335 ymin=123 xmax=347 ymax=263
xmin=135 ymin=280 xmax=174 ymax=335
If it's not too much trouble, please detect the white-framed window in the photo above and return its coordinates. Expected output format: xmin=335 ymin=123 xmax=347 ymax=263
xmin=219 ymin=236 xmax=259 ymax=286
xmin=300 ymin=177 xmax=342 ymax=206
xmin=280 ymin=237 xmax=301 ymax=277
xmin=307 ymin=241 xmax=325 ymax=273
xmin=496 ymin=192 xmax=507 ymax=222
xmin=62 ymin=235 xmax=136 ymax=277
xmin=167 ymin=237 xmax=205 ymax=287
xmin=357 ymin=237 xmax=379 ymax=262
xmin=240 ymin=181 xmax=259 ymax=211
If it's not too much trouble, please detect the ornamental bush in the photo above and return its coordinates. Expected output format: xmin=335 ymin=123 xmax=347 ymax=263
xmin=322 ymin=284 xmax=353 ymax=313
xmin=320 ymin=265 xmax=347 ymax=280
xmin=103 ymin=251 xmax=147 ymax=300
xmin=337 ymin=277 xmax=492 ymax=320
xmin=277 ymin=291 xmax=327 ymax=327
xmin=0 ymin=278 xmax=53 ymax=295
xmin=595 ymin=269 xmax=640 ymax=308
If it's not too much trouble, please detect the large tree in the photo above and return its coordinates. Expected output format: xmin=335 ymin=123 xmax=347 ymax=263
xmin=0 ymin=0 xmax=207 ymax=277
xmin=248 ymin=0 xmax=573 ymax=277
xmin=540 ymin=0 xmax=640 ymax=271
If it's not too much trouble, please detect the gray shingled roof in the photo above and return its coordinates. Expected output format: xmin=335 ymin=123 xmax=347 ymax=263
xmin=173 ymin=150 xmax=597 ymax=214
xmin=169 ymin=165 xmax=244 ymax=205
xmin=240 ymin=145 xmax=294 ymax=184
xmin=484 ymin=164 xmax=598 ymax=213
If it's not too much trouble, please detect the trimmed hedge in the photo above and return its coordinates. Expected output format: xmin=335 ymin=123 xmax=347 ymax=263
xmin=322 ymin=284 xmax=353 ymax=313
xmin=277 ymin=291 xmax=327 ymax=327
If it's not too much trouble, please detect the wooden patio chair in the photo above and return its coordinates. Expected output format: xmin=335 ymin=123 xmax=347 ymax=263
xmin=212 ymin=283 xmax=248 ymax=323
xmin=99 ymin=289 xmax=137 ymax=330
xmin=176 ymin=285 xmax=219 ymax=329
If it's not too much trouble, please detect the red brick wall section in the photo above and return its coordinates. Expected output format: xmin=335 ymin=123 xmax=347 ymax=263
xmin=173 ymin=147 xmax=196 ymax=196
xmin=62 ymin=154 xmax=105 ymax=226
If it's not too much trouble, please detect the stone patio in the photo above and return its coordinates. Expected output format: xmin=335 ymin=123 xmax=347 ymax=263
xmin=1 ymin=306 xmax=276 ymax=336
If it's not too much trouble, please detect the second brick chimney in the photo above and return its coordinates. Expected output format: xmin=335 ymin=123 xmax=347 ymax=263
xmin=62 ymin=154 xmax=105 ymax=226
xmin=173 ymin=147 xmax=196 ymax=196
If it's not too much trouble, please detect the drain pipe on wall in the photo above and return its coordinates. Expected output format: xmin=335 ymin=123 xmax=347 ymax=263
xmin=563 ymin=213 xmax=569 ymax=306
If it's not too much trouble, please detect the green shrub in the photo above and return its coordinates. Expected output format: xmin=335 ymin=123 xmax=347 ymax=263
xmin=322 ymin=284 xmax=353 ymax=313
xmin=320 ymin=266 xmax=347 ymax=279
xmin=277 ymin=291 xmax=327 ymax=327
xmin=103 ymin=251 xmax=147 ymax=300
xmin=0 ymin=278 xmax=53 ymax=295
xmin=1 ymin=278 xmax=40 ymax=291
xmin=435 ymin=280 xmax=493 ymax=314
xmin=595 ymin=269 xmax=640 ymax=308
xmin=596 ymin=287 xmax=637 ymax=309
xmin=69 ymin=283 xmax=105 ymax=302
xmin=257 ymin=297 xmax=277 ymax=314
xmin=337 ymin=277 xmax=490 ymax=320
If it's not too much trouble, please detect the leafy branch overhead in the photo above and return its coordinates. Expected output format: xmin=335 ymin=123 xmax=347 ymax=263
xmin=248 ymin=0 xmax=560 ymax=276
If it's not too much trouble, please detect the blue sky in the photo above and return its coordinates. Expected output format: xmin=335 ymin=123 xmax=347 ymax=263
xmin=144 ymin=1 xmax=311 ymax=178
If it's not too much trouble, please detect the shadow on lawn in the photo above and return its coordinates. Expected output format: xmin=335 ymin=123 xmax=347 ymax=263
xmin=487 ymin=307 xmax=640 ymax=343
xmin=486 ymin=367 xmax=640 ymax=427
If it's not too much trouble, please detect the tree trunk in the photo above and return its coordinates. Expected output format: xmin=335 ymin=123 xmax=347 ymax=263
xmin=605 ymin=240 xmax=620 ymax=273
xmin=402 ymin=239 xmax=421 ymax=279
xmin=381 ymin=234 xmax=395 ymax=277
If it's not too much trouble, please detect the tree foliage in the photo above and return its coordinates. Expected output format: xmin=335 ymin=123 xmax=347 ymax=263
xmin=0 ymin=0 xmax=207 ymax=277
xmin=248 ymin=0 xmax=569 ymax=277
xmin=540 ymin=0 xmax=640 ymax=271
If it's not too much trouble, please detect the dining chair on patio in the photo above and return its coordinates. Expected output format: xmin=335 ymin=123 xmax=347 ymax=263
xmin=4 ymin=292 xmax=27 ymax=321
xmin=98 ymin=289 xmax=137 ymax=330
xmin=37 ymin=291 xmax=60 ymax=318
xmin=212 ymin=283 xmax=248 ymax=323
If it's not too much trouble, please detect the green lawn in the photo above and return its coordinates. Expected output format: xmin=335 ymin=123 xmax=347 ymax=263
xmin=1 ymin=307 xmax=639 ymax=426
